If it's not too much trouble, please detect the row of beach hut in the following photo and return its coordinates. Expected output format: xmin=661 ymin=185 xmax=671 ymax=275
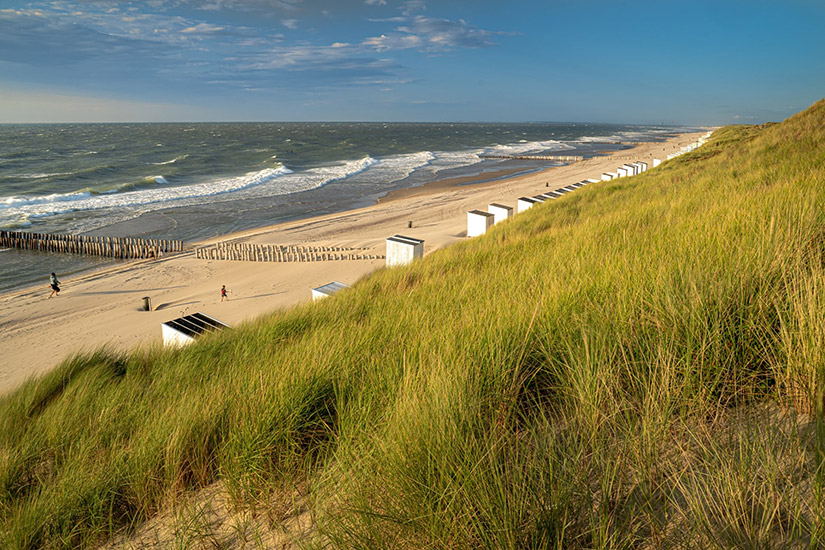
xmin=601 ymin=160 xmax=649 ymax=181
xmin=666 ymin=131 xmax=712 ymax=160
xmin=165 ymin=135 xmax=717 ymax=346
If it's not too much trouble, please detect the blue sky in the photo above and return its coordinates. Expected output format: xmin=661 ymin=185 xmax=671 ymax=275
xmin=1 ymin=0 xmax=823 ymax=124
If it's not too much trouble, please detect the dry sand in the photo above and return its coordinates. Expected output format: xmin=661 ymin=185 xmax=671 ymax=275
xmin=0 ymin=132 xmax=706 ymax=395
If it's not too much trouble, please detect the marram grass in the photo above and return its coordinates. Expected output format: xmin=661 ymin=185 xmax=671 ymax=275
xmin=3 ymin=101 xmax=825 ymax=548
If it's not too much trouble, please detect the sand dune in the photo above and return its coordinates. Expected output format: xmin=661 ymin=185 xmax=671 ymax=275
xmin=0 ymin=132 xmax=707 ymax=395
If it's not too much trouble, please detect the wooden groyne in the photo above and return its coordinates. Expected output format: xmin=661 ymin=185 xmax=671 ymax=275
xmin=196 ymin=242 xmax=383 ymax=263
xmin=0 ymin=230 xmax=183 ymax=259
xmin=479 ymin=154 xmax=584 ymax=162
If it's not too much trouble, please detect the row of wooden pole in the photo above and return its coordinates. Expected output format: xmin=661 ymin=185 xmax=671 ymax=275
xmin=196 ymin=242 xmax=383 ymax=263
xmin=0 ymin=230 xmax=183 ymax=260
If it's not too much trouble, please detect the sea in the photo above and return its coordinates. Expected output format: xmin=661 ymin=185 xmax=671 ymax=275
xmin=0 ymin=122 xmax=683 ymax=293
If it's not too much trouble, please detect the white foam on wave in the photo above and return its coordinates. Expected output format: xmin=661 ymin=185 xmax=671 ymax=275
xmin=14 ymin=172 xmax=75 ymax=180
xmin=0 ymin=156 xmax=388 ymax=228
xmin=576 ymin=127 xmax=676 ymax=144
xmin=0 ymin=165 xmax=294 ymax=227
xmin=483 ymin=139 xmax=574 ymax=157
xmin=230 ymin=152 xmax=434 ymax=204
xmin=152 ymin=154 xmax=188 ymax=165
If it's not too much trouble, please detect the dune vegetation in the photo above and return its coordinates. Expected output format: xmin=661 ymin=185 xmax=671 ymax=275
xmin=2 ymin=100 xmax=825 ymax=549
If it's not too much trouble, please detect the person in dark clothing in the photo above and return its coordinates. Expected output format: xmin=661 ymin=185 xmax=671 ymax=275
xmin=48 ymin=272 xmax=61 ymax=298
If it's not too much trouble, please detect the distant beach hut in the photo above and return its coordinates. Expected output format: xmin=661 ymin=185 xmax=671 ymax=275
xmin=653 ymin=158 xmax=661 ymax=167
xmin=637 ymin=161 xmax=648 ymax=172
xmin=517 ymin=197 xmax=539 ymax=212
xmin=467 ymin=210 xmax=495 ymax=237
xmin=587 ymin=179 xmax=600 ymax=184
xmin=560 ymin=185 xmax=578 ymax=192
xmin=622 ymin=164 xmax=638 ymax=176
xmin=162 ymin=312 xmax=229 ymax=348
xmin=616 ymin=167 xmax=629 ymax=178
xmin=386 ymin=235 xmax=424 ymax=266
xmin=311 ymin=281 xmax=348 ymax=301
xmin=569 ymin=182 xmax=584 ymax=189
xmin=541 ymin=191 xmax=562 ymax=199
xmin=602 ymin=173 xmax=614 ymax=181
xmin=487 ymin=203 xmax=513 ymax=224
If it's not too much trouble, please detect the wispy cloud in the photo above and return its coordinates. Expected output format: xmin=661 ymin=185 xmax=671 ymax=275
xmin=181 ymin=22 xmax=225 ymax=34
xmin=0 ymin=1 xmax=510 ymax=105
xmin=365 ymin=15 xmax=500 ymax=52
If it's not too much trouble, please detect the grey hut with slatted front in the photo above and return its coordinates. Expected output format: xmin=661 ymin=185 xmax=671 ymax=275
xmin=386 ymin=235 xmax=424 ymax=267
xmin=162 ymin=312 xmax=230 ymax=347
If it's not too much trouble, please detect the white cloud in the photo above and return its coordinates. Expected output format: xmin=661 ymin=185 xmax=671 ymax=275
xmin=181 ymin=22 xmax=225 ymax=34
xmin=364 ymin=14 xmax=499 ymax=52
xmin=243 ymin=42 xmax=395 ymax=72
xmin=281 ymin=18 xmax=298 ymax=29
xmin=401 ymin=0 xmax=426 ymax=16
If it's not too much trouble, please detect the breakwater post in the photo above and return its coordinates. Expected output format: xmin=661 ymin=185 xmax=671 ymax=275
xmin=194 ymin=241 xmax=383 ymax=262
xmin=0 ymin=230 xmax=183 ymax=259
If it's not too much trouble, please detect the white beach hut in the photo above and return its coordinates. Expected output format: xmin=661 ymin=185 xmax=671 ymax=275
xmin=162 ymin=312 xmax=229 ymax=348
xmin=488 ymin=203 xmax=513 ymax=224
xmin=386 ymin=235 xmax=424 ymax=267
xmin=467 ymin=210 xmax=495 ymax=237
xmin=622 ymin=164 xmax=638 ymax=176
xmin=652 ymin=158 xmax=661 ymax=167
xmin=616 ymin=167 xmax=629 ymax=178
xmin=517 ymin=197 xmax=539 ymax=212
xmin=602 ymin=173 xmax=614 ymax=181
xmin=311 ymin=281 xmax=348 ymax=301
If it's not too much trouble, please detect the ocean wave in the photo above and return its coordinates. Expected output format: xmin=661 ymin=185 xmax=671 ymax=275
xmin=483 ymin=139 xmax=575 ymax=156
xmin=0 ymin=165 xmax=292 ymax=225
xmin=152 ymin=154 xmax=188 ymax=165
xmin=321 ymin=151 xmax=434 ymax=187
xmin=576 ymin=128 xmax=676 ymax=144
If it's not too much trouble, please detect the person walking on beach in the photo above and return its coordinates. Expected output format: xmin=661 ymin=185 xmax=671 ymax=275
xmin=221 ymin=285 xmax=228 ymax=301
xmin=48 ymin=272 xmax=61 ymax=298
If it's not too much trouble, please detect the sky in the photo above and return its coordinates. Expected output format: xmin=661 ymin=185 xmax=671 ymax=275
xmin=0 ymin=0 xmax=823 ymax=124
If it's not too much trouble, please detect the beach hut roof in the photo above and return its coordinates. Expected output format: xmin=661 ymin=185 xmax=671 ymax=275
xmin=163 ymin=312 xmax=229 ymax=339
xmin=312 ymin=281 xmax=348 ymax=297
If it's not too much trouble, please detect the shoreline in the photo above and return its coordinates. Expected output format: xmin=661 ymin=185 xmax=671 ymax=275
xmin=0 ymin=130 xmax=709 ymax=395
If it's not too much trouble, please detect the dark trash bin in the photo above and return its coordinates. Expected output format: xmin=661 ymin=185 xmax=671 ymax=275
xmin=142 ymin=297 xmax=151 ymax=311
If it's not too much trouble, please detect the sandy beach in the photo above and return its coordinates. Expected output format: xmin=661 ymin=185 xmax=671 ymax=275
xmin=0 ymin=132 xmax=706 ymax=395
